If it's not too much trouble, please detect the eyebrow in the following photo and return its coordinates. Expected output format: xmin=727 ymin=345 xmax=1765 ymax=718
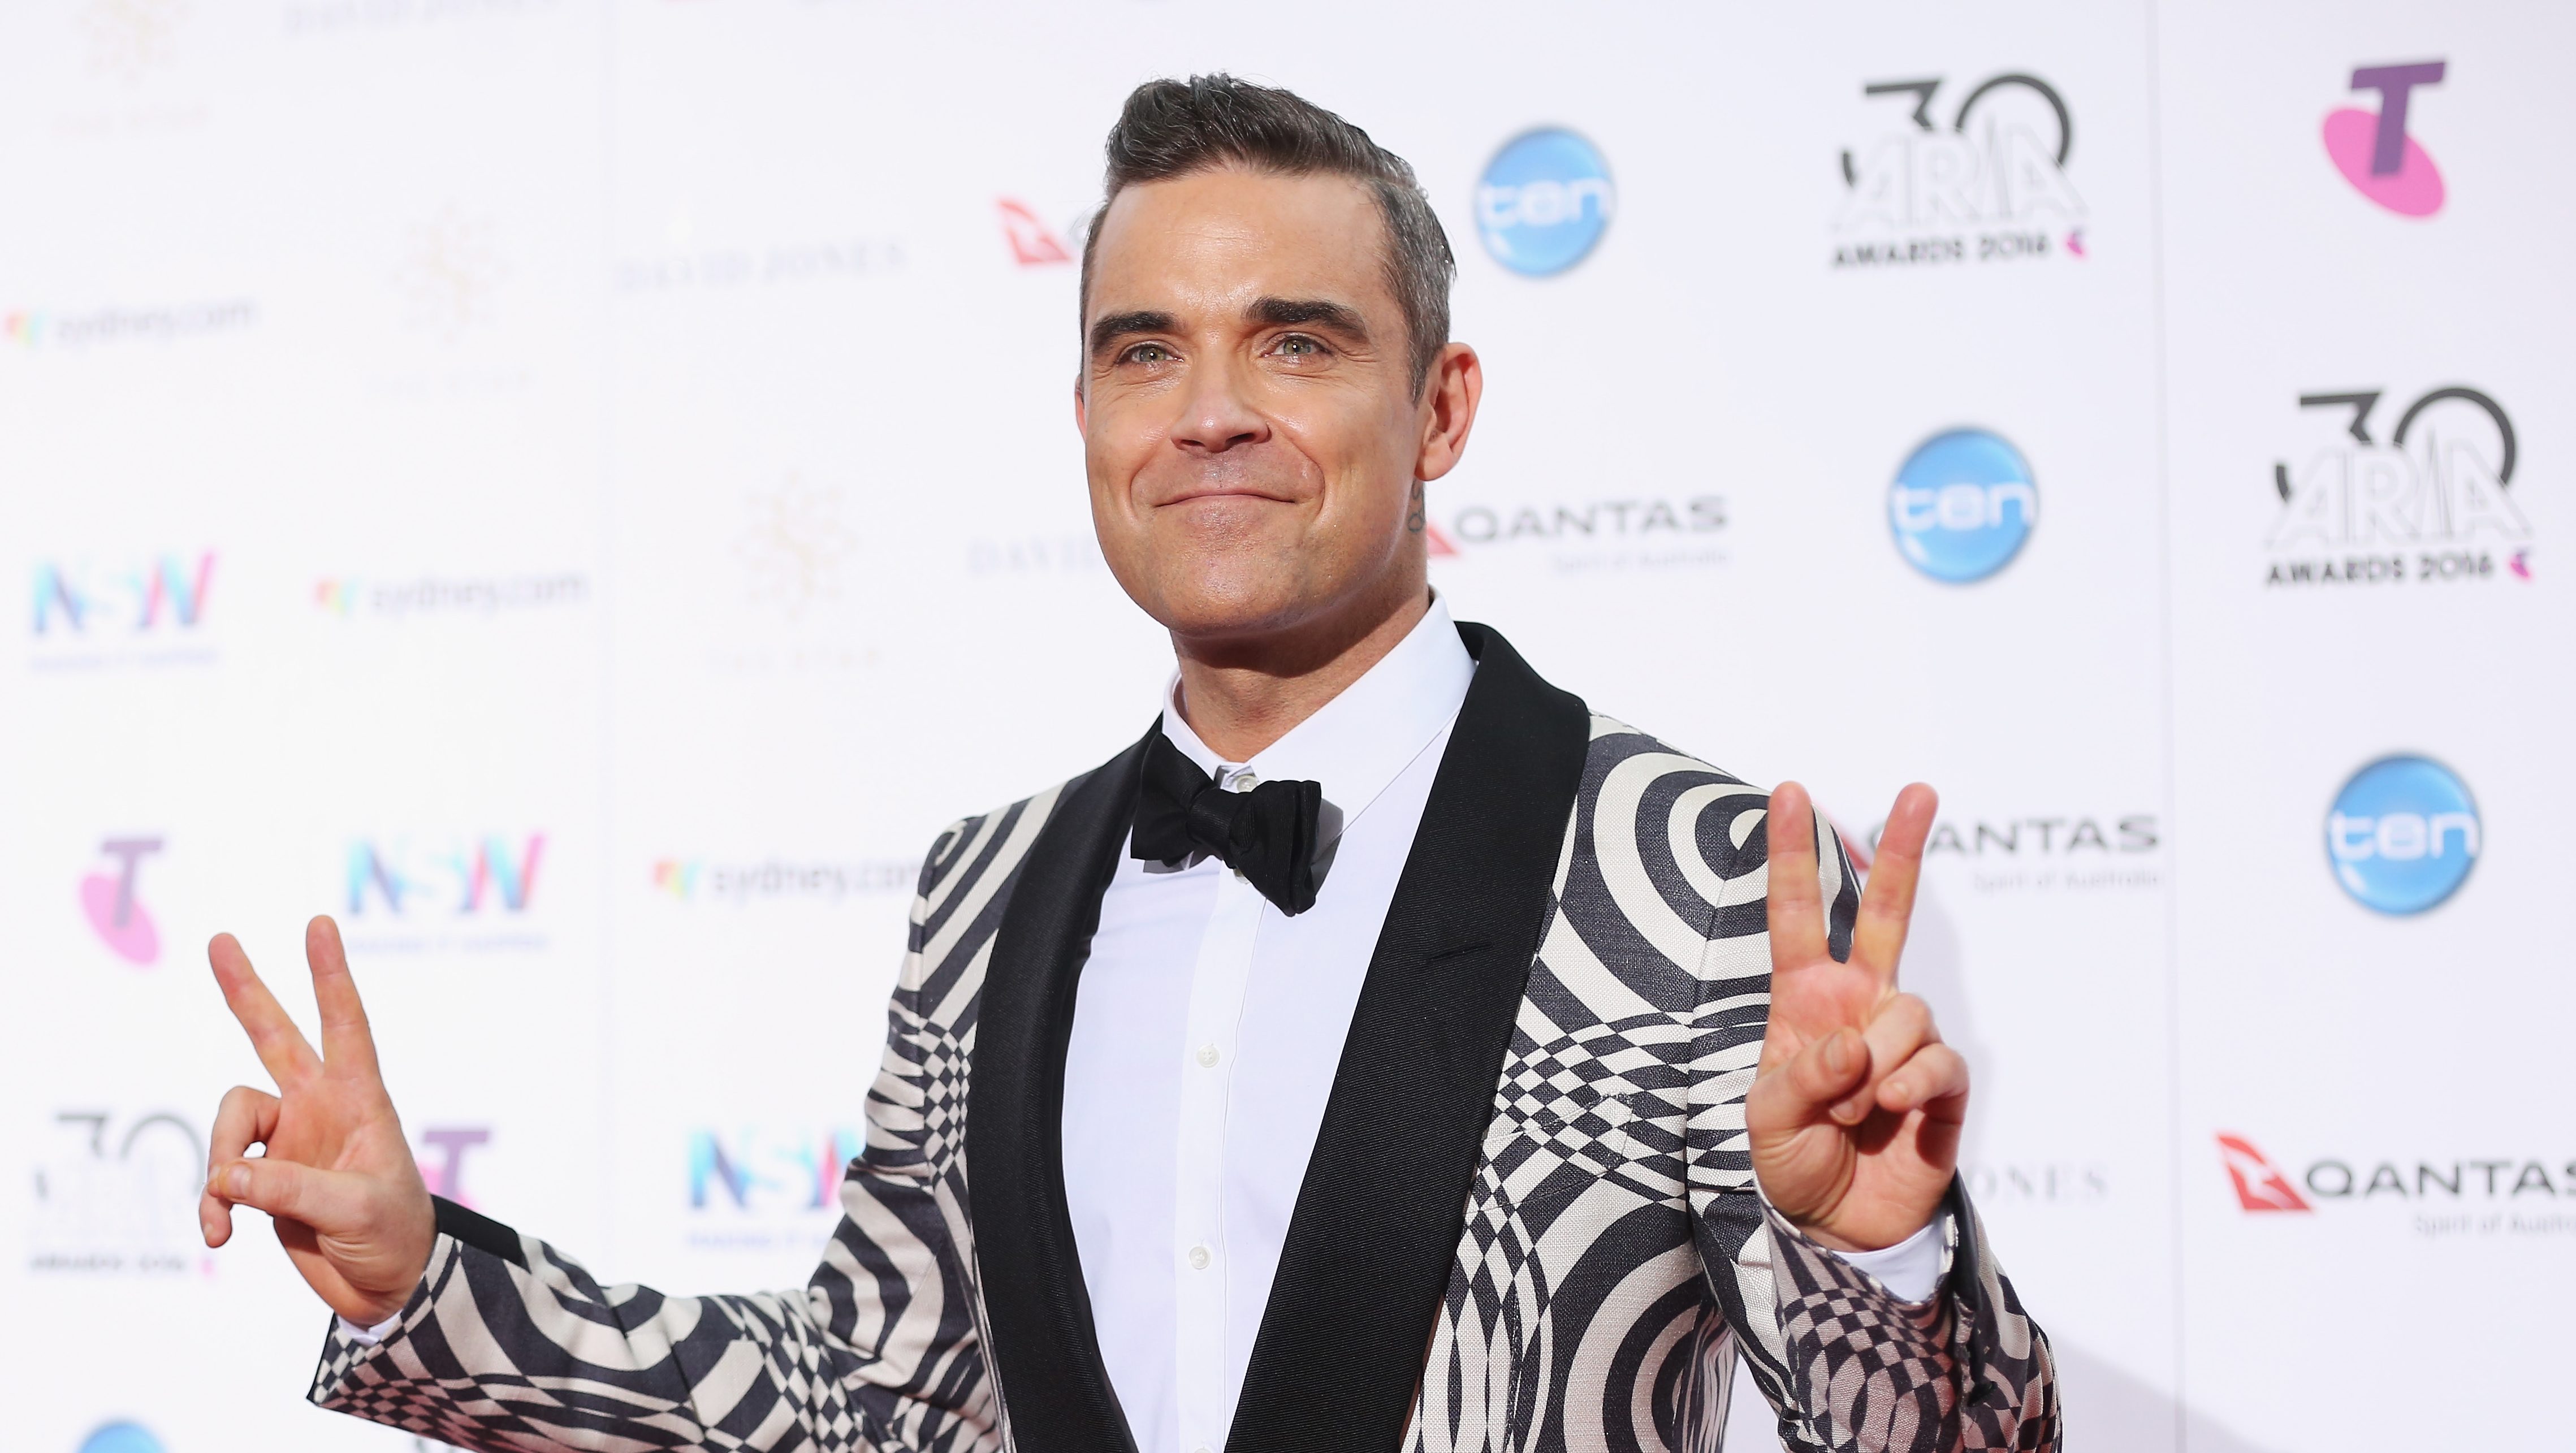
xmin=1084 ymin=297 xmax=1373 ymax=358
xmin=1087 ymin=309 xmax=1177 ymax=356
xmin=1248 ymin=296 xmax=1369 ymax=340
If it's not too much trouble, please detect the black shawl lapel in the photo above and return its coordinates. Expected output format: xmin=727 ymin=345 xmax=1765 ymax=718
xmin=967 ymin=724 xmax=1157 ymax=1453
xmin=1227 ymin=622 xmax=1590 ymax=1451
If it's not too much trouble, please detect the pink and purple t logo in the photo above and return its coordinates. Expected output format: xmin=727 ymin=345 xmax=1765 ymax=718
xmin=80 ymin=837 xmax=165 ymax=966
xmin=2324 ymin=61 xmax=2446 ymax=217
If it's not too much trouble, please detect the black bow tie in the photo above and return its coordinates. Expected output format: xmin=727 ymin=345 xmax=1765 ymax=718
xmin=1132 ymin=732 xmax=1323 ymax=916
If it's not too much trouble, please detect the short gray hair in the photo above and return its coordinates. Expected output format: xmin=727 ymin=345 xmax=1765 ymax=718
xmin=1079 ymin=75 xmax=1455 ymax=396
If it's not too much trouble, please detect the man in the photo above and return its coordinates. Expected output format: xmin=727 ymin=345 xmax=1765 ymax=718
xmin=200 ymin=76 xmax=2056 ymax=1452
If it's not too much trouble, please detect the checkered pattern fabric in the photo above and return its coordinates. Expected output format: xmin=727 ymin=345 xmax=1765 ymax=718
xmin=309 ymin=721 xmax=2056 ymax=1452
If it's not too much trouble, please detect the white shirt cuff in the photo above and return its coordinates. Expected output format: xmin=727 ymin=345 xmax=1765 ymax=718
xmin=1823 ymin=1216 xmax=1945 ymax=1303
xmin=336 ymin=1311 xmax=404 ymax=1346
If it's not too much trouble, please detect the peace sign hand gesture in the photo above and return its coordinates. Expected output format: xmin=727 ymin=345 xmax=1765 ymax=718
xmin=198 ymin=916 xmax=436 ymax=1326
xmin=1747 ymin=782 xmax=1968 ymax=1254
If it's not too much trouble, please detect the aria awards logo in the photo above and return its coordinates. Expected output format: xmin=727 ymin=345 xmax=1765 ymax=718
xmin=2266 ymin=384 xmax=2527 ymax=586
xmin=1834 ymin=71 xmax=2085 ymax=267
xmin=2324 ymin=62 xmax=2446 ymax=218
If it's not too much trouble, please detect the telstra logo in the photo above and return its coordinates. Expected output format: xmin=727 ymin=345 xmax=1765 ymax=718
xmin=2324 ymin=61 xmax=2446 ymax=217
xmin=2328 ymin=756 xmax=2478 ymax=914
xmin=347 ymin=834 xmax=546 ymax=916
xmin=80 ymin=837 xmax=166 ymax=966
xmin=1475 ymin=129 xmax=1614 ymax=277
xmin=416 ymin=1126 xmax=492 ymax=1208
xmin=1888 ymin=429 xmax=2038 ymax=583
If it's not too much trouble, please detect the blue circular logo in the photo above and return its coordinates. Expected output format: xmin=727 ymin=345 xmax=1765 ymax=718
xmin=1475 ymin=129 xmax=1614 ymax=277
xmin=79 ymin=1425 xmax=165 ymax=1453
xmin=1888 ymin=429 xmax=2038 ymax=583
xmin=2328 ymin=756 xmax=2480 ymax=914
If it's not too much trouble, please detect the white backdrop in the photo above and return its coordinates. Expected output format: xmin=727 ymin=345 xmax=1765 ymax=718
xmin=3 ymin=3 xmax=2568 ymax=1451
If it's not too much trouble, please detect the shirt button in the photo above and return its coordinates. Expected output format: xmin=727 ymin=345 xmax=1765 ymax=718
xmin=1230 ymin=771 xmax=1259 ymax=791
xmin=1196 ymin=1043 xmax=1220 ymax=1068
xmin=1187 ymin=1244 xmax=1211 ymax=1271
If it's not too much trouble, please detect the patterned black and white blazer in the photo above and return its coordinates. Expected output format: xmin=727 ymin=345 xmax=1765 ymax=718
xmin=310 ymin=623 xmax=2059 ymax=1452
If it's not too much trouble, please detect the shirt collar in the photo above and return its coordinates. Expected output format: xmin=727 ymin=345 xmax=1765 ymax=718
xmin=1157 ymin=594 xmax=1475 ymax=837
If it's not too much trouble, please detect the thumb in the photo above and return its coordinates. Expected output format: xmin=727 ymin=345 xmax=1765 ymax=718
xmin=214 ymin=1157 xmax=370 ymax=1237
xmin=1765 ymin=1027 xmax=1870 ymax=1125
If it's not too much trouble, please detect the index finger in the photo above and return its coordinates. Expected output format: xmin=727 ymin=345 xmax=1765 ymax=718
xmin=1764 ymin=781 xmax=1829 ymax=968
xmin=1851 ymin=782 xmax=1937 ymax=986
xmin=208 ymin=933 xmax=321 ymax=1087
xmin=305 ymin=915 xmax=381 ymax=1079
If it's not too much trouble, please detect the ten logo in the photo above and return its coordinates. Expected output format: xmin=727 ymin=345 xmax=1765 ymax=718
xmin=80 ymin=837 xmax=165 ymax=966
xmin=1835 ymin=72 xmax=2085 ymax=266
xmin=2328 ymin=756 xmax=2479 ymax=915
xmin=2266 ymin=385 xmax=2525 ymax=585
xmin=1888 ymin=429 xmax=2038 ymax=583
xmin=2216 ymin=1134 xmax=2312 ymax=1213
xmin=2324 ymin=62 xmax=2445 ymax=218
xmin=1475 ymin=129 xmax=1615 ymax=277
xmin=77 ymin=1424 xmax=166 ymax=1453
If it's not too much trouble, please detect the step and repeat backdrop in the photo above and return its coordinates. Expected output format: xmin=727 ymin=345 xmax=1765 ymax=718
xmin=2 ymin=2 xmax=2565 ymax=1450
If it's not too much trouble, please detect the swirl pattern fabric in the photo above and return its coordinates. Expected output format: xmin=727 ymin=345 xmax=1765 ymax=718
xmin=307 ymin=720 xmax=2056 ymax=1452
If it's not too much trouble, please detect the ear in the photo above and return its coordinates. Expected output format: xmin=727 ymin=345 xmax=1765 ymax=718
xmin=1414 ymin=343 xmax=1483 ymax=483
xmin=1073 ymin=373 xmax=1088 ymax=435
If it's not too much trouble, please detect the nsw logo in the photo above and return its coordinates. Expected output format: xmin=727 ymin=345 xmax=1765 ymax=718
xmin=1475 ymin=129 xmax=1614 ymax=277
xmin=1889 ymin=429 xmax=2037 ymax=583
xmin=2324 ymin=62 xmax=2445 ymax=218
xmin=2328 ymin=756 xmax=2478 ymax=914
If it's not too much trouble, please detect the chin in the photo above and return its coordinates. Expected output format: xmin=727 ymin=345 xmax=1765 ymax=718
xmin=1139 ymin=575 xmax=1314 ymax=642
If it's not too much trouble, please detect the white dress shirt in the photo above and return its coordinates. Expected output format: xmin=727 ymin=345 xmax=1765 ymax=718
xmin=1058 ymin=597 xmax=1942 ymax=1453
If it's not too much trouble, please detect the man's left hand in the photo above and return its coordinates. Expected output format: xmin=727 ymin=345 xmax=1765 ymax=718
xmin=1747 ymin=781 xmax=1966 ymax=1253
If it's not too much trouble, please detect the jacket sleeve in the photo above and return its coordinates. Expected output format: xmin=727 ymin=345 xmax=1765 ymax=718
xmin=308 ymin=825 xmax=1000 ymax=1453
xmin=1684 ymin=809 xmax=2059 ymax=1453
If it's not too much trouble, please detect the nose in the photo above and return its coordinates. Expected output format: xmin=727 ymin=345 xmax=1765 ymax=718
xmin=1169 ymin=353 xmax=1268 ymax=456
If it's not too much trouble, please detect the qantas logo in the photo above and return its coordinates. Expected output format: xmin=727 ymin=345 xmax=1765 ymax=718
xmin=2216 ymin=1133 xmax=2312 ymax=1212
xmin=995 ymin=198 xmax=1074 ymax=266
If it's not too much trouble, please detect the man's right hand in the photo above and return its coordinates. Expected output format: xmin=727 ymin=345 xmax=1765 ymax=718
xmin=200 ymin=915 xmax=436 ymax=1327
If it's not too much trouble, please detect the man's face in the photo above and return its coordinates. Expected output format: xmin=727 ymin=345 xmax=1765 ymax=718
xmin=1078 ymin=167 xmax=1462 ymax=649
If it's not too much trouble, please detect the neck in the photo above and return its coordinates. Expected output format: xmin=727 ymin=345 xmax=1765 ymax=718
xmin=1169 ymin=581 xmax=1433 ymax=762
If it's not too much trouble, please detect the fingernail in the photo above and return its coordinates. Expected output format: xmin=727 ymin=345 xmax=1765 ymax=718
xmin=1824 ymin=1032 xmax=1853 ymax=1074
xmin=225 ymin=1165 xmax=250 ymax=1197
